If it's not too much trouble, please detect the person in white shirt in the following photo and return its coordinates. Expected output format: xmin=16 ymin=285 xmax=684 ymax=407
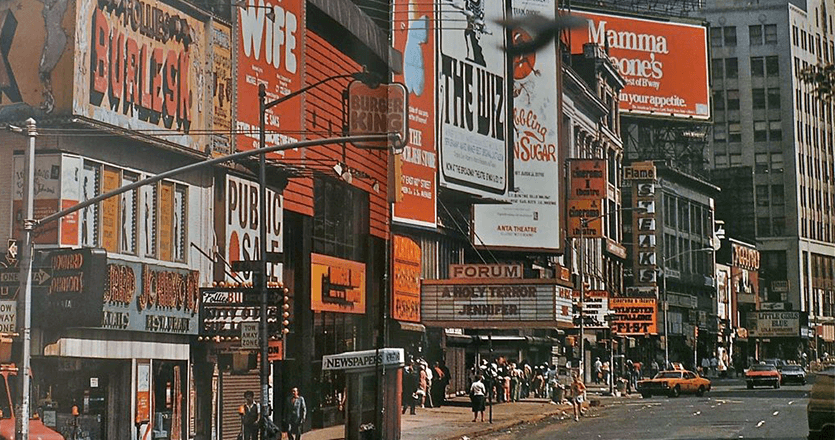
xmin=469 ymin=375 xmax=487 ymax=422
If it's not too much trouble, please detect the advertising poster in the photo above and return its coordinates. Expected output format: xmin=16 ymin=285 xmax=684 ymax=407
xmin=136 ymin=362 xmax=151 ymax=424
xmin=236 ymin=0 xmax=304 ymax=158
xmin=748 ymin=311 xmax=800 ymax=338
xmin=568 ymin=159 xmax=607 ymax=200
xmin=567 ymin=199 xmax=603 ymax=238
xmin=311 ymin=254 xmax=366 ymax=314
xmin=100 ymin=167 xmax=121 ymax=253
xmin=225 ymin=175 xmax=284 ymax=284
xmin=610 ymin=297 xmax=657 ymax=335
xmin=472 ymin=0 xmax=560 ymax=250
xmin=421 ymin=279 xmax=573 ymax=328
xmin=392 ymin=0 xmax=437 ymax=227
xmin=568 ymin=10 xmax=710 ymax=120
xmin=211 ymin=21 xmax=233 ymax=157
xmin=392 ymin=235 xmax=421 ymax=323
xmin=73 ymin=0 xmax=208 ymax=151
xmin=731 ymin=266 xmax=758 ymax=304
xmin=13 ymin=154 xmax=64 ymax=244
xmin=438 ymin=0 xmax=508 ymax=195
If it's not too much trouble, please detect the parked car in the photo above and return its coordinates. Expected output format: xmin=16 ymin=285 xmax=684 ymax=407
xmin=780 ymin=364 xmax=807 ymax=385
xmin=637 ymin=369 xmax=711 ymax=398
xmin=746 ymin=364 xmax=781 ymax=389
xmin=808 ymin=366 xmax=835 ymax=440
xmin=762 ymin=358 xmax=786 ymax=371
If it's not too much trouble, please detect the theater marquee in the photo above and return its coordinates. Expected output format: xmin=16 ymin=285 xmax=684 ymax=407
xmin=421 ymin=279 xmax=573 ymax=328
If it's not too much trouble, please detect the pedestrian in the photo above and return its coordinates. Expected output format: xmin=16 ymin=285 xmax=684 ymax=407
xmin=402 ymin=361 xmax=418 ymax=415
xmin=632 ymin=361 xmax=641 ymax=390
xmin=650 ymin=359 xmax=659 ymax=377
xmin=283 ymin=387 xmax=307 ymax=440
xmin=710 ymin=355 xmax=718 ymax=377
xmin=509 ymin=363 xmax=520 ymax=402
xmin=469 ymin=375 xmax=487 ymax=422
xmin=700 ymin=357 xmax=710 ymax=377
xmin=570 ymin=374 xmax=586 ymax=422
xmin=417 ymin=363 xmax=428 ymax=408
xmin=601 ymin=361 xmax=610 ymax=386
xmin=422 ymin=360 xmax=434 ymax=407
xmin=593 ymin=357 xmax=602 ymax=384
xmin=239 ymin=391 xmax=260 ymax=440
xmin=546 ymin=364 xmax=558 ymax=402
xmin=431 ymin=361 xmax=447 ymax=407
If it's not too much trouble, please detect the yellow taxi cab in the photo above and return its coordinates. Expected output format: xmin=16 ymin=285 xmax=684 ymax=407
xmin=637 ymin=364 xmax=711 ymax=398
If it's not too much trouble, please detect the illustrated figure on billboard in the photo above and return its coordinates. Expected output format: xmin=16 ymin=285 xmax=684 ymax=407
xmin=403 ymin=0 xmax=428 ymax=96
xmin=738 ymin=269 xmax=753 ymax=295
xmin=446 ymin=0 xmax=487 ymax=66
xmin=511 ymin=28 xmax=539 ymax=104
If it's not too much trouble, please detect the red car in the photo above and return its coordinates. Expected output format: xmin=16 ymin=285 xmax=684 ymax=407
xmin=746 ymin=364 xmax=781 ymax=389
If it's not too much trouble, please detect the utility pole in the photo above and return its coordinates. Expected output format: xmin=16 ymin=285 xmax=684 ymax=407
xmin=14 ymin=118 xmax=36 ymax=440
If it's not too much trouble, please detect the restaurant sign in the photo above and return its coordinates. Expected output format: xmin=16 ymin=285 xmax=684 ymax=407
xmin=421 ymin=279 xmax=573 ymax=328
xmin=37 ymin=248 xmax=108 ymax=328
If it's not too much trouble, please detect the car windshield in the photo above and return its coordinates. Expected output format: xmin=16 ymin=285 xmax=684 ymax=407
xmin=750 ymin=365 xmax=776 ymax=372
xmin=655 ymin=372 xmax=683 ymax=379
xmin=782 ymin=366 xmax=803 ymax=372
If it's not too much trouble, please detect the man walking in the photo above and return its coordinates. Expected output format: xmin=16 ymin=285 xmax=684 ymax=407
xmin=284 ymin=387 xmax=307 ymax=440
xmin=593 ymin=357 xmax=602 ymax=384
xmin=239 ymin=391 xmax=260 ymax=440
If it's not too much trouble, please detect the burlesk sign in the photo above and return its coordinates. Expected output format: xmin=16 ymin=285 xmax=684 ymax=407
xmin=73 ymin=0 xmax=208 ymax=151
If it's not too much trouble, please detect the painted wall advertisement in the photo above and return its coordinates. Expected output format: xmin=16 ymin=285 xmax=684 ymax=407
xmin=610 ymin=297 xmax=657 ymax=335
xmin=438 ymin=0 xmax=508 ymax=196
xmin=211 ymin=20 xmax=233 ymax=156
xmin=236 ymin=0 xmax=304 ymax=158
xmin=311 ymin=253 xmax=366 ymax=314
xmin=748 ymin=311 xmax=799 ymax=337
xmin=392 ymin=235 xmax=421 ymax=323
xmin=392 ymin=0 xmax=437 ymax=227
xmin=13 ymin=153 xmax=83 ymax=246
xmin=473 ymin=0 xmax=559 ymax=250
xmin=73 ymin=0 xmax=208 ymax=151
xmin=568 ymin=10 xmax=710 ymax=120
xmin=225 ymin=174 xmax=283 ymax=284
xmin=421 ymin=279 xmax=573 ymax=328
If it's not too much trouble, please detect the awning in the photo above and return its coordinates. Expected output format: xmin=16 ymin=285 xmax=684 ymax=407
xmin=44 ymin=337 xmax=189 ymax=360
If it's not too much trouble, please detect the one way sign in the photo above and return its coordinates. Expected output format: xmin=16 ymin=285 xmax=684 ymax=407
xmin=0 ymin=268 xmax=51 ymax=300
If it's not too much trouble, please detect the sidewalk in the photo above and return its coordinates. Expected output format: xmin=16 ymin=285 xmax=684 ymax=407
xmin=303 ymin=385 xmax=625 ymax=440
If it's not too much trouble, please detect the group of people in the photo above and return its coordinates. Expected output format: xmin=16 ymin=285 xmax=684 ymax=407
xmin=469 ymin=359 xmax=575 ymax=403
xmin=401 ymin=358 xmax=451 ymax=415
xmin=468 ymin=371 xmax=586 ymax=422
xmin=239 ymin=388 xmax=307 ymax=440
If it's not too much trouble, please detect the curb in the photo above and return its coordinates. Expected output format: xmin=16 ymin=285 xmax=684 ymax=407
xmin=437 ymin=403 xmax=582 ymax=440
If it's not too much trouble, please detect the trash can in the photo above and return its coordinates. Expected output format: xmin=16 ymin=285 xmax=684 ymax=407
xmin=554 ymin=386 xmax=565 ymax=403
xmin=359 ymin=423 xmax=375 ymax=440
xmin=616 ymin=378 xmax=627 ymax=394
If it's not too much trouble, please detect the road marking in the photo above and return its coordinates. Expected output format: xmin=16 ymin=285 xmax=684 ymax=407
xmin=772 ymin=411 xmax=779 ymax=416
xmin=756 ymin=421 xmax=765 ymax=427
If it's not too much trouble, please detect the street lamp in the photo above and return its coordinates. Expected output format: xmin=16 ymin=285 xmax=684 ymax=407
xmin=577 ymin=206 xmax=645 ymax=384
xmin=660 ymin=247 xmax=715 ymax=370
xmin=257 ymin=71 xmax=380 ymax=428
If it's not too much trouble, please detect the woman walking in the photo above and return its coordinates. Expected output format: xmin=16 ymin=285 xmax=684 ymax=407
xmin=469 ymin=375 xmax=487 ymax=422
xmin=570 ymin=374 xmax=586 ymax=422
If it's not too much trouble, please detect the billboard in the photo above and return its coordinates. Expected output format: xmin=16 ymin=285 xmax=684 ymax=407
xmin=392 ymin=0 xmax=437 ymax=227
xmin=568 ymin=10 xmax=710 ymax=120
xmin=472 ymin=0 xmax=560 ymax=250
xmin=73 ymin=0 xmax=209 ymax=151
xmin=567 ymin=199 xmax=603 ymax=238
xmin=610 ymin=297 xmax=657 ymax=335
xmin=211 ymin=21 xmax=233 ymax=156
xmin=225 ymin=175 xmax=283 ymax=284
xmin=569 ymin=159 xmax=607 ymax=200
xmin=421 ymin=279 xmax=573 ymax=328
xmin=748 ymin=311 xmax=800 ymax=338
xmin=236 ymin=0 xmax=304 ymax=157
xmin=347 ymin=81 xmax=408 ymax=148
xmin=392 ymin=235 xmax=421 ymax=323
xmin=438 ymin=0 xmax=508 ymax=196
xmin=311 ymin=254 xmax=366 ymax=314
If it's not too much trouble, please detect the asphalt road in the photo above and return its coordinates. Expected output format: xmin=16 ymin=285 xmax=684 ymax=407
xmin=475 ymin=378 xmax=813 ymax=440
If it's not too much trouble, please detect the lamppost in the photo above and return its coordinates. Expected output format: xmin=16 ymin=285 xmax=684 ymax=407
xmin=661 ymin=247 xmax=715 ymax=370
xmin=257 ymin=71 xmax=378 ymax=429
xmin=577 ymin=206 xmax=645 ymax=383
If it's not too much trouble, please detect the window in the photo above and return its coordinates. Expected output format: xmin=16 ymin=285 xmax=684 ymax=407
xmin=665 ymin=194 xmax=677 ymax=229
xmin=142 ymin=184 xmax=157 ymax=257
xmin=713 ymin=123 xmax=727 ymax=141
xmin=766 ymin=56 xmax=779 ymax=76
xmin=753 ymin=88 xmax=766 ymax=109
xmin=724 ymin=27 xmax=737 ymax=46
xmin=174 ymin=185 xmax=187 ymax=262
xmin=713 ymin=90 xmax=725 ymax=110
xmin=767 ymin=88 xmax=781 ymax=109
xmin=755 ymin=153 xmax=769 ymax=173
xmin=122 ymin=172 xmax=139 ymax=254
xmin=711 ymin=27 xmax=723 ymax=47
xmin=728 ymin=121 xmax=742 ymax=142
xmin=802 ymin=30 xmax=808 ymax=50
xmin=771 ymin=153 xmax=784 ymax=172
xmin=769 ymin=121 xmax=782 ymax=141
xmin=80 ymin=162 xmax=101 ymax=247
xmin=727 ymin=89 xmax=740 ymax=110
xmin=678 ymin=201 xmax=690 ymax=231
xmin=712 ymin=59 xmax=724 ymax=79
xmin=758 ymin=217 xmax=771 ymax=236
xmin=765 ymin=25 xmax=778 ymax=44
xmin=792 ymin=26 xmax=799 ymax=46
xmin=757 ymin=185 xmax=769 ymax=206
xmin=730 ymin=153 xmax=743 ymax=166
xmin=313 ymin=177 xmax=368 ymax=260
xmin=772 ymin=185 xmax=785 ymax=206
xmin=725 ymin=58 xmax=738 ymax=78
xmin=754 ymin=121 xmax=768 ymax=142
xmin=714 ymin=154 xmax=729 ymax=167
xmin=751 ymin=57 xmax=765 ymax=77
xmin=749 ymin=25 xmax=764 ymax=45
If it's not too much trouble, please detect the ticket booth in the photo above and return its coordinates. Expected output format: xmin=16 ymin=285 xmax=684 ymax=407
xmin=322 ymin=348 xmax=404 ymax=440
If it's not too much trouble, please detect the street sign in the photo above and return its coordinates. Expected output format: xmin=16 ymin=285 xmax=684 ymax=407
xmin=241 ymin=322 xmax=259 ymax=349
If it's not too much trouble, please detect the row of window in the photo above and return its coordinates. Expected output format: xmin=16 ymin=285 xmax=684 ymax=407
xmin=661 ymin=194 xmax=712 ymax=239
xmin=757 ymin=216 xmax=786 ymax=237
xmin=710 ymin=25 xmax=777 ymax=47
xmin=80 ymin=161 xmax=188 ymax=262
xmin=662 ymin=234 xmax=711 ymax=274
xmin=800 ymin=185 xmax=835 ymax=212
xmin=713 ymin=56 xmax=779 ymax=80
xmin=755 ymin=184 xmax=785 ymax=207
xmin=796 ymin=121 xmax=835 ymax=159
xmin=714 ymin=118 xmax=782 ymax=143
xmin=802 ymin=218 xmax=834 ymax=244
xmin=792 ymin=25 xmax=835 ymax=62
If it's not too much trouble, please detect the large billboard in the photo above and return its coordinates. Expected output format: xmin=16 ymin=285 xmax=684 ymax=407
xmin=225 ymin=175 xmax=283 ymax=284
xmin=311 ymin=254 xmax=366 ymax=314
xmin=73 ymin=0 xmax=209 ymax=151
xmin=392 ymin=0 xmax=438 ymax=227
xmin=438 ymin=0 xmax=508 ymax=196
xmin=236 ymin=0 xmax=304 ymax=157
xmin=472 ymin=0 xmax=560 ymax=250
xmin=568 ymin=10 xmax=710 ymax=120
xmin=392 ymin=235 xmax=421 ymax=323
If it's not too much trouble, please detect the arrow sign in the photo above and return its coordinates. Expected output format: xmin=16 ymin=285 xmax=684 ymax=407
xmin=32 ymin=269 xmax=51 ymax=285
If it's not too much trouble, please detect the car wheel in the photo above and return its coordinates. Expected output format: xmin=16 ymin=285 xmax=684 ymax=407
xmin=747 ymin=382 xmax=753 ymax=389
xmin=669 ymin=386 xmax=680 ymax=398
xmin=696 ymin=386 xmax=705 ymax=397
xmin=773 ymin=380 xmax=780 ymax=389
xmin=641 ymin=392 xmax=651 ymax=398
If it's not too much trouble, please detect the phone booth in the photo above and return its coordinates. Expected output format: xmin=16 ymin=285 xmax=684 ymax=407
xmin=322 ymin=348 xmax=404 ymax=440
